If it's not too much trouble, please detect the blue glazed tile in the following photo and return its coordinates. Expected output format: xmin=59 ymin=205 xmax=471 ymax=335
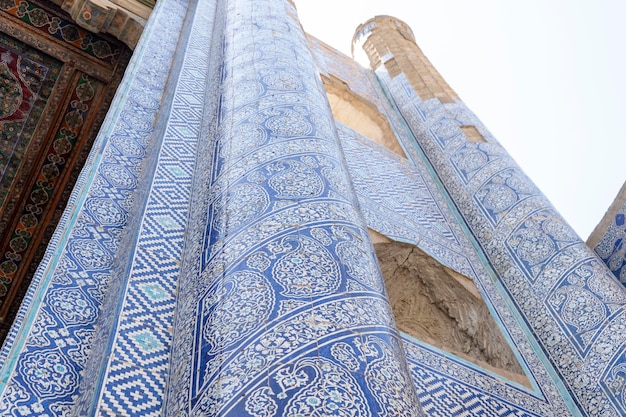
xmin=375 ymin=58 xmax=626 ymax=414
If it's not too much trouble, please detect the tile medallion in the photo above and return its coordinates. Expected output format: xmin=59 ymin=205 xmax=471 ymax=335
xmin=165 ymin=0 xmax=423 ymax=416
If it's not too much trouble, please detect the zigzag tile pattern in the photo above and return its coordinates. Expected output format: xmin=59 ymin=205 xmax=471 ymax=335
xmin=0 ymin=0 xmax=188 ymax=415
xmin=94 ymin=4 xmax=212 ymax=415
xmin=337 ymin=123 xmax=475 ymax=276
xmin=404 ymin=336 xmax=549 ymax=417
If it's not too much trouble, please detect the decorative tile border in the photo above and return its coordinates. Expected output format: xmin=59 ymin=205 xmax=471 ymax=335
xmin=0 ymin=0 xmax=188 ymax=414
xmin=379 ymin=67 xmax=626 ymax=416
xmin=72 ymin=0 xmax=205 ymax=414
xmin=404 ymin=335 xmax=547 ymax=417
xmin=165 ymin=0 xmax=424 ymax=415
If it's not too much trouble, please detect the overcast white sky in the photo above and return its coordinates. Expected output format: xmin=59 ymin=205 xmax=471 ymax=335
xmin=295 ymin=0 xmax=626 ymax=240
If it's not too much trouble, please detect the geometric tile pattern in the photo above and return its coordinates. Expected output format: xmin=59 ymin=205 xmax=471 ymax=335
xmin=404 ymin=336 xmax=546 ymax=417
xmin=165 ymin=0 xmax=423 ymax=415
xmin=341 ymin=126 xmax=456 ymax=242
xmin=334 ymin=114 xmax=577 ymax=416
xmin=311 ymin=37 xmax=573 ymax=417
xmin=337 ymin=123 xmax=477 ymax=277
xmin=0 ymin=0 xmax=188 ymax=415
xmin=378 ymin=62 xmax=626 ymax=416
xmin=309 ymin=35 xmax=389 ymax=117
xmin=72 ymin=1 xmax=208 ymax=415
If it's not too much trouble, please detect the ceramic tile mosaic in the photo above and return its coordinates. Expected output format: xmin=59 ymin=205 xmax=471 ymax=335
xmin=334 ymin=122 xmax=572 ymax=416
xmin=0 ymin=0 xmax=622 ymax=416
xmin=375 ymin=59 xmax=626 ymax=415
xmin=337 ymin=123 xmax=474 ymax=275
xmin=310 ymin=34 xmax=576 ymax=414
xmin=0 ymin=0 xmax=188 ymax=414
xmin=165 ymin=0 xmax=423 ymax=415
xmin=403 ymin=335 xmax=559 ymax=417
xmin=70 ymin=1 xmax=211 ymax=415
xmin=308 ymin=36 xmax=386 ymax=113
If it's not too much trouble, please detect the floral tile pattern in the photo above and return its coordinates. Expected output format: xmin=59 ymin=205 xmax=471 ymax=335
xmin=0 ymin=1 xmax=622 ymax=416
xmin=378 ymin=66 xmax=626 ymax=416
xmin=165 ymin=0 xmax=423 ymax=415
xmin=333 ymin=122 xmax=571 ymax=416
xmin=0 ymin=0 xmax=187 ymax=415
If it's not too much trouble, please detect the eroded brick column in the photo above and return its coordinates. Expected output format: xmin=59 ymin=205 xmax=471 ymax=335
xmin=353 ymin=15 xmax=458 ymax=104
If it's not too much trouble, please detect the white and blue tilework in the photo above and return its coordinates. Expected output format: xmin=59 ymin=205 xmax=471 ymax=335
xmin=70 ymin=0 xmax=213 ymax=415
xmin=337 ymin=123 xmax=474 ymax=276
xmin=0 ymin=0 xmax=189 ymax=415
xmin=310 ymin=35 xmax=576 ymax=414
xmin=165 ymin=0 xmax=423 ymax=416
xmin=404 ymin=335 xmax=559 ymax=417
xmin=0 ymin=2 xmax=620 ymax=415
xmin=373 ymin=40 xmax=626 ymax=414
xmin=333 ymin=117 xmax=572 ymax=416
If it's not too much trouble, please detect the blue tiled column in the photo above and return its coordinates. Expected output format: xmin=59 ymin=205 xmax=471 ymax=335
xmin=0 ymin=0 xmax=190 ymax=415
xmin=165 ymin=0 xmax=424 ymax=416
xmin=356 ymin=16 xmax=626 ymax=417
xmin=69 ymin=0 xmax=215 ymax=415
